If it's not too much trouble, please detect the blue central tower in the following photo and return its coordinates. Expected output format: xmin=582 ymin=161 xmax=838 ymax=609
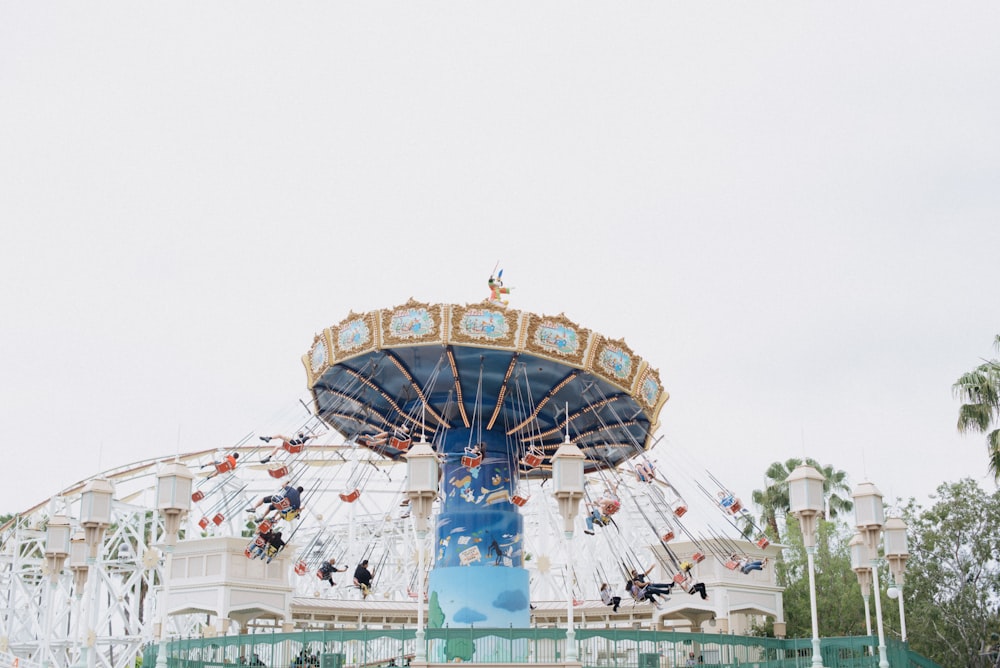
xmin=427 ymin=428 xmax=529 ymax=628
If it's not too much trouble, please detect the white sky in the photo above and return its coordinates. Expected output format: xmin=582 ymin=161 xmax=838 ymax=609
xmin=2 ymin=2 xmax=998 ymax=516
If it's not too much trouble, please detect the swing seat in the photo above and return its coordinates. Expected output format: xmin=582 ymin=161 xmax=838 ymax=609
xmin=521 ymin=452 xmax=542 ymax=468
xmin=691 ymin=552 xmax=706 ymax=563
xmin=244 ymin=547 xmax=254 ymax=559
xmin=198 ymin=517 xmax=209 ymax=530
xmin=510 ymin=494 xmax=529 ymax=507
xmin=461 ymin=453 xmax=483 ymax=469
xmin=724 ymin=560 xmax=740 ymax=571
xmin=660 ymin=530 xmax=675 ymax=542
xmin=280 ymin=508 xmax=300 ymax=521
xmin=407 ymin=588 xmax=418 ymax=599
xmin=673 ymin=573 xmax=686 ymax=584
xmin=215 ymin=460 xmax=235 ymax=474
xmin=282 ymin=441 xmax=305 ymax=455
xmin=340 ymin=488 xmax=361 ymax=503
xmin=212 ymin=513 xmax=225 ymax=526
xmin=573 ymin=599 xmax=584 ymax=607
xmin=257 ymin=519 xmax=273 ymax=534
xmin=601 ymin=499 xmax=621 ymax=516
xmin=191 ymin=490 xmax=205 ymax=503
xmin=389 ymin=435 xmax=411 ymax=451
xmin=273 ymin=494 xmax=292 ymax=512
xmin=727 ymin=498 xmax=743 ymax=514
xmin=756 ymin=535 xmax=771 ymax=550
xmin=294 ymin=561 xmax=308 ymax=576
xmin=672 ymin=503 xmax=688 ymax=518
xmin=267 ymin=464 xmax=290 ymax=479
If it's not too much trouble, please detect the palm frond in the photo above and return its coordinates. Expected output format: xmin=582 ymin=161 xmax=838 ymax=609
xmin=957 ymin=402 xmax=994 ymax=434
xmin=988 ymin=429 xmax=1000 ymax=482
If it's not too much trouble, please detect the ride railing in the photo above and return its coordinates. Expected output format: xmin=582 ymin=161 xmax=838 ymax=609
xmin=144 ymin=629 xmax=939 ymax=668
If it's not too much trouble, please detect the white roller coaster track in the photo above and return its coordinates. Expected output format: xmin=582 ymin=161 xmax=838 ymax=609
xmin=0 ymin=441 xmax=728 ymax=668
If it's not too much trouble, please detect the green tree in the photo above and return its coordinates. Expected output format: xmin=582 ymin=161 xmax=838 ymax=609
xmin=900 ymin=479 xmax=1000 ymax=667
xmin=775 ymin=517 xmax=869 ymax=639
xmin=953 ymin=335 xmax=1000 ymax=480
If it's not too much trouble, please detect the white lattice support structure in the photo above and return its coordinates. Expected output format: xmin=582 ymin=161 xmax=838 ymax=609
xmin=0 ymin=443 xmax=785 ymax=667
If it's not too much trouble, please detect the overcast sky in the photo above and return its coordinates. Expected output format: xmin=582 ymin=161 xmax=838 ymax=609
xmin=2 ymin=2 xmax=998 ymax=517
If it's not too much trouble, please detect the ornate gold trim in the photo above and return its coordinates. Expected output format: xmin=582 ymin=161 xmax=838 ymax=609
xmin=523 ymin=312 xmax=591 ymax=367
xmin=380 ymin=298 xmax=444 ymax=347
xmin=307 ymin=301 xmax=670 ymax=436
xmin=449 ymin=302 xmax=520 ymax=349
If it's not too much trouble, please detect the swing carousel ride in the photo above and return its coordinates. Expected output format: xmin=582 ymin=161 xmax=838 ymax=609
xmin=0 ymin=286 xmax=783 ymax=668
xmin=303 ymin=297 xmax=670 ymax=628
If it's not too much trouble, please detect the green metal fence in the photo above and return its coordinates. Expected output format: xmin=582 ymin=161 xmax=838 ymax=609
xmin=144 ymin=629 xmax=939 ymax=668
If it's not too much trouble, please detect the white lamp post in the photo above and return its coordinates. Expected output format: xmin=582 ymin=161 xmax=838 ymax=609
xmin=787 ymin=464 xmax=826 ymax=668
xmin=69 ymin=530 xmax=88 ymax=661
xmin=852 ymin=482 xmax=888 ymax=668
xmin=45 ymin=513 xmax=72 ymax=579
xmin=155 ymin=461 xmax=193 ymax=668
xmin=848 ymin=533 xmax=873 ymax=637
xmin=69 ymin=530 xmax=89 ymax=596
xmin=551 ymin=433 xmax=585 ymax=664
xmin=73 ymin=477 xmax=114 ymax=668
xmin=883 ymin=517 xmax=909 ymax=643
xmin=404 ymin=438 xmax=439 ymax=664
xmin=42 ymin=513 xmax=72 ymax=668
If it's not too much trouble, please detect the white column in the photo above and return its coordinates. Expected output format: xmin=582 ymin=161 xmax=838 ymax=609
xmin=805 ymin=546 xmax=822 ymax=668
xmin=563 ymin=532 xmax=577 ymax=662
xmin=155 ymin=546 xmax=174 ymax=668
xmin=870 ymin=563 xmax=889 ymax=668
xmin=415 ymin=529 xmax=427 ymax=662
xmin=897 ymin=586 xmax=907 ymax=643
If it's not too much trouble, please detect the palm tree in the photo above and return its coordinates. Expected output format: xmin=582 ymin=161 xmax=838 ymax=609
xmin=954 ymin=335 xmax=1000 ymax=481
xmin=752 ymin=458 xmax=799 ymax=541
xmin=810 ymin=461 xmax=853 ymax=519
xmin=751 ymin=458 xmax=853 ymax=542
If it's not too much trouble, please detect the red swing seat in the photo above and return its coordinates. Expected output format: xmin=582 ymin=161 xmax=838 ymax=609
xmin=691 ymin=552 xmax=706 ymax=563
xmin=282 ymin=441 xmax=305 ymax=455
xmin=510 ymin=494 xmax=528 ymax=507
xmin=672 ymin=502 xmax=688 ymax=518
xmin=198 ymin=517 xmax=210 ymax=530
xmin=257 ymin=519 xmax=273 ymax=534
xmin=267 ymin=464 xmax=290 ymax=479
xmin=521 ymin=452 xmax=543 ymax=468
xmin=389 ymin=435 xmax=412 ymax=451
xmin=340 ymin=488 xmax=361 ymax=503
xmin=755 ymin=535 xmax=771 ymax=549
xmin=461 ymin=452 xmax=483 ymax=469
xmin=294 ymin=561 xmax=308 ymax=575
xmin=660 ymin=529 xmax=675 ymax=542
xmin=191 ymin=490 xmax=205 ymax=503
xmin=724 ymin=560 xmax=740 ymax=570
xmin=212 ymin=513 xmax=225 ymax=526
